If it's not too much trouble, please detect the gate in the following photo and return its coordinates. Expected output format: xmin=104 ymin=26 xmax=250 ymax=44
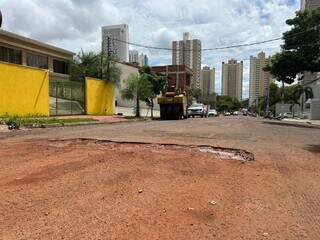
xmin=49 ymin=76 xmax=85 ymax=116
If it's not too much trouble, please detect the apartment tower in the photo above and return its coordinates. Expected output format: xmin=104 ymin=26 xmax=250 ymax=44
xmin=222 ymin=59 xmax=243 ymax=101
xmin=200 ymin=66 xmax=215 ymax=96
xmin=249 ymin=52 xmax=272 ymax=107
xmin=102 ymin=24 xmax=129 ymax=62
xmin=172 ymin=33 xmax=202 ymax=88
xmin=301 ymin=0 xmax=320 ymax=10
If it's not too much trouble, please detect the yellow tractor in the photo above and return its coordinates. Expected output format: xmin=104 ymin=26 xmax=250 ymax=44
xmin=158 ymin=91 xmax=187 ymax=120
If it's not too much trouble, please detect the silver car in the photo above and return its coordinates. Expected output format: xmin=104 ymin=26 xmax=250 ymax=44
xmin=208 ymin=109 xmax=218 ymax=117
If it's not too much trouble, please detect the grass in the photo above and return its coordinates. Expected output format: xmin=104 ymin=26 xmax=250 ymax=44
xmin=0 ymin=116 xmax=98 ymax=129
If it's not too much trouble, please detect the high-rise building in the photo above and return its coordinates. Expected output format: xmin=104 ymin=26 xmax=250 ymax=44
xmin=301 ymin=0 xmax=320 ymax=10
xmin=221 ymin=59 xmax=243 ymax=101
xmin=249 ymin=52 xmax=272 ymax=107
xmin=129 ymin=50 xmax=139 ymax=64
xmin=139 ymin=53 xmax=149 ymax=66
xmin=102 ymin=24 xmax=129 ymax=62
xmin=172 ymin=33 xmax=202 ymax=88
xmin=129 ymin=50 xmax=149 ymax=66
xmin=200 ymin=66 xmax=215 ymax=96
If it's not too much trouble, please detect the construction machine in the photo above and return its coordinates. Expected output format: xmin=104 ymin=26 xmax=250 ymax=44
xmin=158 ymin=86 xmax=187 ymax=120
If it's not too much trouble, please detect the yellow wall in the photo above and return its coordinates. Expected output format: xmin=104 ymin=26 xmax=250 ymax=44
xmin=86 ymin=77 xmax=115 ymax=115
xmin=0 ymin=62 xmax=49 ymax=116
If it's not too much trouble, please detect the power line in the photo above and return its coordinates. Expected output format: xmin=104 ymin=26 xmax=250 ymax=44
xmin=107 ymin=25 xmax=320 ymax=52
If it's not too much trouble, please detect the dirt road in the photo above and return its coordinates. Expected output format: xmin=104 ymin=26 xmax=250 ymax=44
xmin=0 ymin=117 xmax=320 ymax=239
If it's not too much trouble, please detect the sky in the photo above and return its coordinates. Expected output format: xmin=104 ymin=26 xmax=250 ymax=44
xmin=0 ymin=0 xmax=300 ymax=98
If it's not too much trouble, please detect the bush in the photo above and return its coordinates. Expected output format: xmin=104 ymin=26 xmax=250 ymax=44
xmin=4 ymin=117 xmax=21 ymax=130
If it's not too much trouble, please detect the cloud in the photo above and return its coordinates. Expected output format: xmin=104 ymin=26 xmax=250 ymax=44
xmin=0 ymin=0 xmax=300 ymax=98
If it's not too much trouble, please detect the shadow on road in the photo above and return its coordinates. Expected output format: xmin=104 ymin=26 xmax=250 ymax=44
xmin=261 ymin=121 xmax=320 ymax=129
xmin=304 ymin=145 xmax=320 ymax=154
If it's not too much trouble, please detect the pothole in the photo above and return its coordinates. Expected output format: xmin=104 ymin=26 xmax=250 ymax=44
xmin=198 ymin=147 xmax=253 ymax=162
xmin=49 ymin=138 xmax=254 ymax=162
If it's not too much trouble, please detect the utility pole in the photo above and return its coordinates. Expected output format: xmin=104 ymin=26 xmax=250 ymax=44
xmin=107 ymin=36 xmax=111 ymax=82
xmin=0 ymin=10 xmax=2 ymax=29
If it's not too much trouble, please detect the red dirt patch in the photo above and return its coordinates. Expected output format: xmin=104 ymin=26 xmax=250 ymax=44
xmin=0 ymin=139 xmax=317 ymax=240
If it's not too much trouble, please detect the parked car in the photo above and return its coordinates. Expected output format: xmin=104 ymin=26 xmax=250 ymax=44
xmin=281 ymin=112 xmax=294 ymax=119
xmin=224 ymin=112 xmax=231 ymax=116
xmin=232 ymin=111 xmax=240 ymax=116
xmin=188 ymin=103 xmax=207 ymax=118
xmin=208 ymin=109 xmax=218 ymax=117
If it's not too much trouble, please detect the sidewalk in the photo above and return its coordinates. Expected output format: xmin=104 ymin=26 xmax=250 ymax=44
xmin=116 ymin=107 xmax=160 ymax=117
xmin=282 ymin=118 xmax=320 ymax=126
xmin=56 ymin=115 xmax=128 ymax=124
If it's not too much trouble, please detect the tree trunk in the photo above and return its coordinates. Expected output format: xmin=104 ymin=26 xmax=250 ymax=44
xmin=136 ymin=91 xmax=140 ymax=118
xmin=281 ymin=81 xmax=285 ymax=103
xmin=292 ymin=104 xmax=295 ymax=118
xmin=151 ymin=99 xmax=154 ymax=119
xmin=301 ymin=92 xmax=304 ymax=118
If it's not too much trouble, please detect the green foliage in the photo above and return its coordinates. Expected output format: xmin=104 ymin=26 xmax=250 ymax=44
xmin=266 ymin=8 xmax=320 ymax=84
xmin=216 ymin=96 xmax=241 ymax=112
xmin=139 ymin=66 xmax=166 ymax=118
xmin=4 ymin=116 xmax=21 ymax=130
xmin=0 ymin=116 xmax=98 ymax=130
xmin=121 ymin=74 xmax=153 ymax=117
xmin=266 ymin=52 xmax=302 ymax=84
xmin=240 ymin=99 xmax=249 ymax=109
xmin=70 ymin=51 xmax=121 ymax=85
xmin=186 ymin=85 xmax=202 ymax=104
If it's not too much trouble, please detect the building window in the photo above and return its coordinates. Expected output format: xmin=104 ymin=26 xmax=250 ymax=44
xmin=0 ymin=45 xmax=22 ymax=65
xmin=53 ymin=59 xmax=69 ymax=74
xmin=27 ymin=53 xmax=48 ymax=69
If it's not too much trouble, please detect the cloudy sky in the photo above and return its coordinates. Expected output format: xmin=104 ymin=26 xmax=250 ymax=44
xmin=0 ymin=0 xmax=300 ymax=98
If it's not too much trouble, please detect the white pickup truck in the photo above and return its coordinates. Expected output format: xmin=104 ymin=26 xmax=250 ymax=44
xmin=187 ymin=103 xmax=207 ymax=118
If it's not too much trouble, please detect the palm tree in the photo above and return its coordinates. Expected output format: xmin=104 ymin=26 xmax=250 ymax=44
xmin=293 ymin=85 xmax=314 ymax=117
xmin=70 ymin=51 xmax=121 ymax=84
xmin=121 ymin=74 xmax=153 ymax=118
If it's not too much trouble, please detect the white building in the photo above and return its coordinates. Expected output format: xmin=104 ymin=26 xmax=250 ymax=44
xmin=129 ymin=50 xmax=139 ymax=64
xmin=172 ymin=33 xmax=202 ymax=88
xmin=249 ymin=52 xmax=272 ymax=107
xmin=200 ymin=66 xmax=215 ymax=96
xmin=129 ymin=50 xmax=149 ymax=66
xmin=102 ymin=24 xmax=129 ymax=62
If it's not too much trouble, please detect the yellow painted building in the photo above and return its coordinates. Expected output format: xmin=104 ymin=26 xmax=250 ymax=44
xmin=86 ymin=77 xmax=115 ymax=115
xmin=0 ymin=29 xmax=115 ymax=117
xmin=0 ymin=62 xmax=49 ymax=116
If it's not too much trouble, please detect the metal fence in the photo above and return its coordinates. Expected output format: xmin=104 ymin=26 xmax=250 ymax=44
xmin=49 ymin=77 xmax=85 ymax=116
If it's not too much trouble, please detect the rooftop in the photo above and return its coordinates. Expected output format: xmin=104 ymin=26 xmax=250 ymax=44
xmin=0 ymin=29 xmax=75 ymax=56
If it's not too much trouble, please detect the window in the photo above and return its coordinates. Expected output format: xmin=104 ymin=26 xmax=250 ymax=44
xmin=53 ymin=59 xmax=69 ymax=74
xmin=27 ymin=53 xmax=48 ymax=69
xmin=0 ymin=45 xmax=22 ymax=64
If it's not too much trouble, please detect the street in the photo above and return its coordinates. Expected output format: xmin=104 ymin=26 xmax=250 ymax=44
xmin=0 ymin=116 xmax=320 ymax=239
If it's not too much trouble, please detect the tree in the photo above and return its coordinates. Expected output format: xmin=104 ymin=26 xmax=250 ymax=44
xmin=265 ymin=8 xmax=320 ymax=84
xmin=70 ymin=51 xmax=121 ymax=84
xmin=216 ymin=96 xmax=241 ymax=112
xmin=121 ymin=74 xmax=153 ymax=118
xmin=139 ymin=66 xmax=166 ymax=118
xmin=240 ymin=99 xmax=249 ymax=109
xmin=186 ymin=85 xmax=202 ymax=105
